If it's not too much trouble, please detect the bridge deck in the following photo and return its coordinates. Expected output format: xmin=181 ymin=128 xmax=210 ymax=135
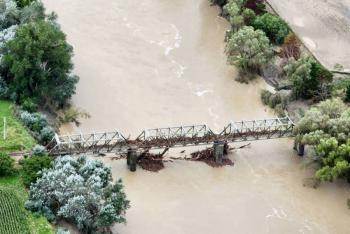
xmin=47 ymin=116 xmax=294 ymax=155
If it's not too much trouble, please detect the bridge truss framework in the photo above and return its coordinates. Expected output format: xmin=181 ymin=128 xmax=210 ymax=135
xmin=47 ymin=116 xmax=294 ymax=155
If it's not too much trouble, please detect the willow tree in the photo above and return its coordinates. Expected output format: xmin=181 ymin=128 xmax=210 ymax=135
xmin=294 ymin=98 xmax=350 ymax=182
xmin=226 ymin=26 xmax=273 ymax=73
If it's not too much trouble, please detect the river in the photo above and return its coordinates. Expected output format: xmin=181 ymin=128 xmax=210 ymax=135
xmin=42 ymin=0 xmax=350 ymax=233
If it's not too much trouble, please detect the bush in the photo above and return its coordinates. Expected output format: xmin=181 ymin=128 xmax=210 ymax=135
xmin=223 ymin=0 xmax=245 ymax=31
xmin=21 ymin=98 xmax=38 ymax=113
xmin=39 ymin=127 xmax=55 ymax=145
xmin=252 ymin=13 xmax=289 ymax=44
xmin=0 ymin=0 xmax=19 ymax=30
xmin=242 ymin=8 xmax=256 ymax=25
xmin=260 ymin=90 xmax=288 ymax=115
xmin=244 ymin=0 xmax=266 ymax=15
xmin=346 ymin=85 xmax=350 ymax=103
xmin=31 ymin=144 xmax=47 ymax=157
xmin=14 ymin=0 xmax=35 ymax=8
xmin=19 ymin=110 xmax=48 ymax=132
xmin=280 ymin=32 xmax=301 ymax=60
xmin=0 ymin=153 xmax=16 ymax=176
xmin=285 ymin=56 xmax=319 ymax=99
xmin=26 ymin=156 xmax=130 ymax=233
xmin=20 ymin=155 xmax=52 ymax=188
xmin=226 ymin=26 xmax=273 ymax=73
xmin=0 ymin=77 xmax=9 ymax=99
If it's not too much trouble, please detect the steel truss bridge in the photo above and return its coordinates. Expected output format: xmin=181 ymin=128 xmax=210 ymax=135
xmin=46 ymin=116 xmax=295 ymax=155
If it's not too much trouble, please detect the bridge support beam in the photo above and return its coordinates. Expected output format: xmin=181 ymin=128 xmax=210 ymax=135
xmin=213 ymin=141 xmax=225 ymax=163
xmin=297 ymin=144 xmax=305 ymax=157
xmin=127 ymin=147 xmax=138 ymax=172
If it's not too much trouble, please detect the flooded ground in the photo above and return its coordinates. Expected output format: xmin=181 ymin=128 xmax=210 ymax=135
xmin=42 ymin=0 xmax=350 ymax=233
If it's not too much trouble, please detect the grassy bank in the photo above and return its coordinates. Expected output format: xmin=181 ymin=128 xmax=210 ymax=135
xmin=0 ymin=176 xmax=54 ymax=234
xmin=0 ymin=100 xmax=36 ymax=152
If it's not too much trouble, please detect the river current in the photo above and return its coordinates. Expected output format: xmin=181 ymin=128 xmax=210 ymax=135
xmin=43 ymin=0 xmax=350 ymax=233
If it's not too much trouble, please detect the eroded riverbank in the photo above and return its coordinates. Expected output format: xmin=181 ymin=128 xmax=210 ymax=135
xmin=42 ymin=0 xmax=350 ymax=233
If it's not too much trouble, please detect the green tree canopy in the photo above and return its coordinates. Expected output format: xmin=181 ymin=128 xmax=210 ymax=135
xmin=2 ymin=20 xmax=78 ymax=107
xmin=252 ymin=13 xmax=289 ymax=44
xmin=226 ymin=26 xmax=273 ymax=73
xmin=294 ymin=98 xmax=350 ymax=182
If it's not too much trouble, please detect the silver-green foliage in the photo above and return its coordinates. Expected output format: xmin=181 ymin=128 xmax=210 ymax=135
xmin=294 ymin=98 xmax=350 ymax=182
xmin=25 ymin=156 xmax=130 ymax=233
xmin=226 ymin=26 xmax=272 ymax=72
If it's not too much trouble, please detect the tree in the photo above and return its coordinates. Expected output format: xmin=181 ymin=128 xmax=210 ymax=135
xmin=285 ymin=56 xmax=333 ymax=100
xmin=252 ymin=13 xmax=289 ymax=44
xmin=244 ymin=0 xmax=266 ymax=15
xmin=0 ymin=0 xmax=19 ymax=30
xmin=20 ymin=155 xmax=52 ymax=188
xmin=280 ymin=32 xmax=301 ymax=60
xmin=26 ymin=156 xmax=130 ymax=233
xmin=226 ymin=26 xmax=273 ymax=73
xmin=223 ymin=0 xmax=245 ymax=31
xmin=0 ymin=152 xmax=16 ymax=176
xmin=294 ymin=98 xmax=350 ymax=182
xmin=2 ymin=20 xmax=79 ymax=107
xmin=345 ymin=85 xmax=350 ymax=103
xmin=14 ymin=0 xmax=34 ymax=8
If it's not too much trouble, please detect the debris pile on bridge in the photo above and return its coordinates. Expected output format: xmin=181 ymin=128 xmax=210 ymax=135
xmin=187 ymin=143 xmax=234 ymax=167
xmin=137 ymin=152 xmax=166 ymax=172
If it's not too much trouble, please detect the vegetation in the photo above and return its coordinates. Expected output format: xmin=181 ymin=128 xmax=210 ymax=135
xmin=226 ymin=26 xmax=273 ymax=73
xmin=26 ymin=156 xmax=130 ymax=233
xmin=252 ymin=12 xmax=290 ymax=44
xmin=223 ymin=0 xmax=245 ymax=31
xmin=285 ymin=56 xmax=333 ymax=100
xmin=260 ymin=90 xmax=288 ymax=115
xmin=280 ymin=32 xmax=301 ymax=60
xmin=15 ymin=0 xmax=35 ymax=8
xmin=20 ymin=155 xmax=53 ymax=188
xmin=346 ymin=85 xmax=350 ymax=103
xmin=294 ymin=98 xmax=350 ymax=182
xmin=0 ymin=175 xmax=54 ymax=233
xmin=0 ymin=187 xmax=30 ymax=234
xmin=0 ymin=100 xmax=36 ymax=152
xmin=2 ymin=19 xmax=79 ymax=107
xmin=0 ymin=152 xmax=15 ymax=176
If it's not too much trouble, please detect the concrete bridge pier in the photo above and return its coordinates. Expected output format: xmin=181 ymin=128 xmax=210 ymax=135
xmin=127 ymin=146 xmax=138 ymax=172
xmin=213 ymin=141 xmax=225 ymax=163
xmin=298 ymin=144 xmax=305 ymax=156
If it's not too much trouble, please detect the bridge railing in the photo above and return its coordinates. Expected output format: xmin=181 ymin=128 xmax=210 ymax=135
xmin=47 ymin=116 xmax=295 ymax=155
xmin=134 ymin=125 xmax=215 ymax=148
xmin=47 ymin=131 xmax=127 ymax=155
xmin=219 ymin=116 xmax=294 ymax=141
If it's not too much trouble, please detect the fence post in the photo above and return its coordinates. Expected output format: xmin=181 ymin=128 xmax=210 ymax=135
xmin=298 ymin=144 xmax=305 ymax=156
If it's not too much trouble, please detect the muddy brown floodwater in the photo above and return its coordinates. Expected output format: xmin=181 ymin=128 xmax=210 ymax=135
xmin=43 ymin=0 xmax=350 ymax=233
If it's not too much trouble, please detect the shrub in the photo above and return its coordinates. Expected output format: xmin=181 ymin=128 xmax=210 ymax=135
xmin=223 ymin=0 xmax=245 ymax=31
xmin=21 ymin=155 xmax=52 ymax=188
xmin=26 ymin=156 xmax=130 ymax=233
xmin=19 ymin=111 xmax=48 ymax=132
xmin=284 ymin=56 xmax=318 ymax=99
xmin=14 ymin=0 xmax=35 ymax=8
xmin=31 ymin=144 xmax=47 ymax=157
xmin=0 ymin=152 xmax=16 ymax=176
xmin=252 ymin=13 xmax=289 ymax=44
xmin=280 ymin=32 xmax=301 ymax=60
xmin=242 ymin=8 xmax=256 ymax=25
xmin=0 ymin=77 xmax=9 ymax=99
xmin=209 ymin=0 xmax=228 ymax=7
xmin=346 ymin=85 xmax=350 ymax=103
xmin=310 ymin=61 xmax=333 ymax=83
xmin=244 ymin=0 xmax=266 ymax=15
xmin=39 ymin=126 xmax=55 ymax=145
xmin=226 ymin=26 xmax=273 ymax=73
xmin=21 ymin=98 xmax=38 ymax=113
xmin=0 ymin=0 xmax=19 ymax=30
xmin=261 ymin=90 xmax=288 ymax=115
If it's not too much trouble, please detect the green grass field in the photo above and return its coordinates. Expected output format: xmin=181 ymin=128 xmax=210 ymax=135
xmin=0 ymin=176 xmax=54 ymax=234
xmin=0 ymin=100 xmax=36 ymax=152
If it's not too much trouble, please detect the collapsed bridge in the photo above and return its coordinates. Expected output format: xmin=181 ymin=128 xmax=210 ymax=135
xmin=47 ymin=116 xmax=295 ymax=156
